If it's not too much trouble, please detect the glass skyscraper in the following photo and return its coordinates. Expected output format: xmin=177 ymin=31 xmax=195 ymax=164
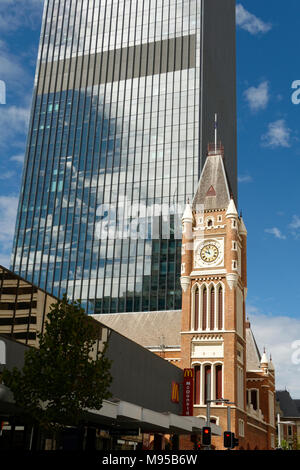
xmin=11 ymin=0 xmax=237 ymax=314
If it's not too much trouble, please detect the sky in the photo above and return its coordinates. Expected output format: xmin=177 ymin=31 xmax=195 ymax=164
xmin=0 ymin=0 xmax=300 ymax=397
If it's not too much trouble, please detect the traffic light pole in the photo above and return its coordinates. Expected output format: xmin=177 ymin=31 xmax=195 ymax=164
xmin=204 ymin=399 xmax=235 ymax=450
xmin=206 ymin=398 xmax=235 ymax=426
xmin=227 ymin=405 xmax=231 ymax=432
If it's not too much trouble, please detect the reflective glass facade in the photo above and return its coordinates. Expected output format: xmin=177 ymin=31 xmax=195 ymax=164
xmin=11 ymin=0 xmax=237 ymax=314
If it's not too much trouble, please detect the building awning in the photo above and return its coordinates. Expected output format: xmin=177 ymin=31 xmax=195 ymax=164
xmin=0 ymin=388 xmax=222 ymax=436
xmin=88 ymin=400 xmax=222 ymax=435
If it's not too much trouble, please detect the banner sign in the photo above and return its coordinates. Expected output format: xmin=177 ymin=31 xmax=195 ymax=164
xmin=183 ymin=369 xmax=194 ymax=416
xmin=171 ymin=381 xmax=180 ymax=403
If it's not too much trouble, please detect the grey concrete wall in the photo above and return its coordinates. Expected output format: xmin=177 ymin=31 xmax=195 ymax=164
xmin=106 ymin=330 xmax=183 ymax=415
xmin=201 ymin=0 xmax=237 ymax=202
xmin=1 ymin=330 xmax=184 ymax=416
xmin=0 ymin=335 xmax=29 ymax=373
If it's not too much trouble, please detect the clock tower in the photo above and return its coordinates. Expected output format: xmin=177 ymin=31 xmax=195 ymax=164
xmin=180 ymin=142 xmax=248 ymax=447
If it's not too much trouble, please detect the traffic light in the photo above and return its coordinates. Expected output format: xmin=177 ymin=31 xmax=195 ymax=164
xmin=223 ymin=431 xmax=233 ymax=448
xmin=202 ymin=426 xmax=211 ymax=446
xmin=232 ymin=435 xmax=239 ymax=449
xmin=224 ymin=432 xmax=239 ymax=449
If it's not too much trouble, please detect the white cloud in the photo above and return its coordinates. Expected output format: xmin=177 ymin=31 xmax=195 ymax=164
xmin=261 ymin=119 xmax=291 ymax=148
xmin=10 ymin=154 xmax=24 ymax=164
xmin=289 ymin=215 xmax=300 ymax=230
xmin=244 ymin=81 xmax=269 ymax=112
xmin=0 ymin=0 xmax=44 ymax=33
xmin=236 ymin=4 xmax=272 ymax=35
xmin=238 ymin=174 xmax=253 ymax=184
xmin=0 ymin=252 xmax=12 ymax=269
xmin=0 ymin=105 xmax=30 ymax=150
xmin=265 ymin=227 xmax=286 ymax=240
xmin=0 ymin=195 xmax=18 ymax=253
xmin=289 ymin=215 xmax=300 ymax=240
xmin=0 ymin=170 xmax=15 ymax=180
xmin=250 ymin=313 xmax=300 ymax=397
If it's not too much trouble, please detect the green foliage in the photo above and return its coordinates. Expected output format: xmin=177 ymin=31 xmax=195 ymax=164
xmin=2 ymin=294 xmax=112 ymax=431
xmin=279 ymin=439 xmax=289 ymax=450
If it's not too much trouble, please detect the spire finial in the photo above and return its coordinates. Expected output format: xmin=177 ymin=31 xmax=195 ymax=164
xmin=214 ymin=113 xmax=218 ymax=152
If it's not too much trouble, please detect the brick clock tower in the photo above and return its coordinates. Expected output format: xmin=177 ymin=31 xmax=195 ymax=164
xmin=180 ymin=143 xmax=259 ymax=449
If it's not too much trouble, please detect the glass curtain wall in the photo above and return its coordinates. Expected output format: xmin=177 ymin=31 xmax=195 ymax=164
xmin=11 ymin=0 xmax=202 ymax=313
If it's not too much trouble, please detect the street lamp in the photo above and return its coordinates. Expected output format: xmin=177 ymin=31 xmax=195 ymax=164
xmin=277 ymin=413 xmax=296 ymax=449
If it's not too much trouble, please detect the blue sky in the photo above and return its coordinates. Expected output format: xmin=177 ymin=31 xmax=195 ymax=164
xmin=0 ymin=0 xmax=300 ymax=396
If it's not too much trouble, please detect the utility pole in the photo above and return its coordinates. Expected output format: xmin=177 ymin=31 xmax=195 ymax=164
xmin=277 ymin=413 xmax=295 ymax=449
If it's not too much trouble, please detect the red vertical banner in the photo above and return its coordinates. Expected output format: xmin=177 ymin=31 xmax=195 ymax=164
xmin=183 ymin=368 xmax=194 ymax=416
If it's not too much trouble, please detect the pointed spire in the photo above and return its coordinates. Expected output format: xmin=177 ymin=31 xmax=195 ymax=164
xmin=226 ymin=196 xmax=238 ymax=219
xmin=269 ymin=354 xmax=275 ymax=372
xmin=192 ymin=153 xmax=230 ymax=211
xmin=239 ymin=216 xmax=247 ymax=236
xmin=261 ymin=347 xmax=268 ymax=366
xmin=214 ymin=113 xmax=218 ymax=152
xmin=182 ymin=200 xmax=193 ymax=223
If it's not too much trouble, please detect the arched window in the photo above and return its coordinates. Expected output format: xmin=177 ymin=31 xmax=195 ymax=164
xmin=204 ymin=365 xmax=211 ymax=404
xmin=194 ymin=365 xmax=201 ymax=405
xmin=218 ymin=286 xmax=223 ymax=330
xmin=215 ymin=365 xmax=222 ymax=403
xmin=202 ymin=288 xmax=207 ymax=330
xmin=194 ymin=287 xmax=199 ymax=331
xmin=210 ymin=287 xmax=215 ymax=330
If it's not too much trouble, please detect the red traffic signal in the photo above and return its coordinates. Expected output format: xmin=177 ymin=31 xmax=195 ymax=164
xmin=202 ymin=426 xmax=211 ymax=446
xmin=223 ymin=431 xmax=233 ymax=448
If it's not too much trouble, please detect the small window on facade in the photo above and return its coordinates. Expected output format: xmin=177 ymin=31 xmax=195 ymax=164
xmin=217 ymin=215 xmax=222 ymax=222
xmin=250 ymin=390 xmax=258 ymax=410
xmin=207 ymin=219 xmax=213 ymax=227
xmin=239 ymin=419 xmax=245 ymax=437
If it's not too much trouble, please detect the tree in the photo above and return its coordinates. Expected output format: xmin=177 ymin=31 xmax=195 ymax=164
xmin=2 ymin=294 xmax=112 ymax=432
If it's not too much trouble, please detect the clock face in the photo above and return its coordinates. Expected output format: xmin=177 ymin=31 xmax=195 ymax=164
xmin=200 ymin=244 xmax=219 ymax=263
